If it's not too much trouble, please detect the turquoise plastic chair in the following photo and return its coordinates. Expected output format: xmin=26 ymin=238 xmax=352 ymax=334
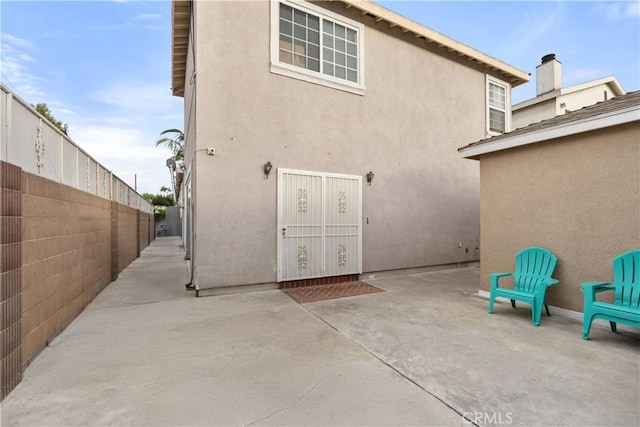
xmin=581 ymin=249 xmax=640 ymax=340
xmin=488 ymin=247 xmax=559 ymax=326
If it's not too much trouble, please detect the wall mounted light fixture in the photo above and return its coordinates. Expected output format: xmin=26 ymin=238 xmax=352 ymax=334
xmin=264 ymin=161 xmax=273 ymax=178
xmin=366 ymin=171 xmax=375 ymax=185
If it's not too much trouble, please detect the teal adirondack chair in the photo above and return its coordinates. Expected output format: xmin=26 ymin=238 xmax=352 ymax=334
xmin=488 ymin=247 xmax=559 ymax=326
xmin=581 ymin=249 xmax=640 ymax=340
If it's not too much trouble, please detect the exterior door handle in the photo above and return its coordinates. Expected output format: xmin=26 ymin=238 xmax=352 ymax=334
xmin=282 ymin=227 xmax=286 ymax=236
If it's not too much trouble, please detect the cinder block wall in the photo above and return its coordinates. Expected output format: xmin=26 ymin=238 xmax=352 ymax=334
xmin=138 ymin=211 xmax=152 ymax=255
xmin=116 ymin=204 xmax=138 ymax=275
xmin=21 ymin=172 xmax=112 ymax=366
xmin=1 ymin=163 xmax=155 ymax=400
xmin=1 ymin=162 xmax=23 ymax=400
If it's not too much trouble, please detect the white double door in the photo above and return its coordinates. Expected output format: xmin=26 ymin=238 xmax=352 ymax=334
xmin=277 ymin=169 xmax=362 ymax=282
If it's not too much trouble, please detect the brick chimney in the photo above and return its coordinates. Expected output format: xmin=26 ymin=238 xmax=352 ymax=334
xmin=536 ymin=53 xmax=562 ymax=96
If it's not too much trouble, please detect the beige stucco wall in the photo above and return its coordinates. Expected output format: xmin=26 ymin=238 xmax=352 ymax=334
xmin=512 ymin=98 xmax=556 ymax=130
xmin=187 ymin=1 xmax=505 ymax=288
xmin=512 ymin=84 xmax=617 ymax=130
xmin=478 ymin=122 xmax=640 ymax=312
xmin=558 ymin=85 xmax=613 ymax=115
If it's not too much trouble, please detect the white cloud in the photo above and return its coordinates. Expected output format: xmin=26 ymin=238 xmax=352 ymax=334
xmin=564 ymin=67 xmax=604 ymax=85
xmin=1 ymin=33 xmax=36 ymax=50
xmin=501 ymin=2 xmax=566 ymax=57
xmin=628 ymin=2 xmax=640 ymax=17
xmin=141 ymin=25 xmax=170 ymax=31
xmin=92 ymin=81 xmax=180 ymax=115
xmin=51 ymin=106 xmax=76 ymax=117
xmin=70 ymin=125 xmax=174 ymax=193
xmin=596 ymin=2 xmax=640 ymax=20
xmin=43 ymin=30 xmax=66 ymax=39
xmin=64 ymin=79 xmax=182 ymax=196
xmin=134 ymin=13 xmax=162 ymax=21
xmin=17 ymin=52 xmax=35 ymax=63
xmin=0 ymin=34 xmax=45 ymax=98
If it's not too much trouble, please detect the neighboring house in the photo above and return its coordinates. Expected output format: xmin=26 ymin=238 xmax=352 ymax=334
xmin=458 ymin=91 xmax=640 ymax=314
xmin=170 ymin=0 xmax=529 ymax=293
xmin=512 ymin=54 xmax=625 ymax=130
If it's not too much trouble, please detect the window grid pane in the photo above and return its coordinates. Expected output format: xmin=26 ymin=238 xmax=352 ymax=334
xmin=488 ymin=81 xmax=507 ymax=133
xmin=489 ymin=108 xmax=505 ymax=133
xmin=280 ymin=4 xmax=320 ymax=70
xmin=279 ymin=3 xmax=359 ymax=84
xmin=320 ymin=17 xmax=358 ymax=82
xmin=489 ymin=82 xmax=506 ymax=110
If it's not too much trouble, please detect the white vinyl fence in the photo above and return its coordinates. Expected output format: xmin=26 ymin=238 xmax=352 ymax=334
xmin=0 ymin=84 xmax=152 ymax=214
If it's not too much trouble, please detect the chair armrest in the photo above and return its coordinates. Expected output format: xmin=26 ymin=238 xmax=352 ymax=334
xmin=541 ymin=278 xmax=559 ymax=287
xmin=581 ymin=282 xmax=614 ymax=301
xmin=534 ymin=278 xmax=559 ymax=300
xmin=490 ymin=273 xmax=513 ymax=279
xmin=581 ymin=282 xmax=613 ymax=292
xmin=489 ymin=273 xmax=513 ymax=290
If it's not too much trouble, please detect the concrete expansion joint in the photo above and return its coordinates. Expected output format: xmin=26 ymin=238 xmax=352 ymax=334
xmin=244 ymin=379 xmax=323 ymax=427
xmin=296 ymin=303 xmax=478 ymax=426
xmin=87 ymin=299 xmax=171 ymax=311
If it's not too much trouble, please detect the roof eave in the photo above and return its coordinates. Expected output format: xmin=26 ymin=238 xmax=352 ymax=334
xmin=171 ymin=0 xmax=190 ymax=97
xmin=458 ymin=105 xmax=640 ymax=159
xmin=559 ymin=76 xmax=625 ymax=97
xmin=169 ymin=0 xmax=530 ymax=93
xmin=338 ymin=0 xmax=530 ymax=87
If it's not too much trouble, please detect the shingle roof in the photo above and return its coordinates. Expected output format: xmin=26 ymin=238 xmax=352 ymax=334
xmin=459 ymin=90 xmax=640 ymax=153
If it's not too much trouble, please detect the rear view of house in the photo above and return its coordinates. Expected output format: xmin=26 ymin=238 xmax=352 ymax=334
xmin=171 ymin=0 xmax=529 ymax=292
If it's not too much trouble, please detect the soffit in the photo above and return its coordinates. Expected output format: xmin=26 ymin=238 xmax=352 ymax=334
xmin=339 ymin=0 xmax=529 ymax=87
xmin=172 ymin=0 xmax=190 ymax=97
xmin=458 ymin=90 xmax=640 ymax=159
xmin=171 ymin=0 xmax=531 ymax=96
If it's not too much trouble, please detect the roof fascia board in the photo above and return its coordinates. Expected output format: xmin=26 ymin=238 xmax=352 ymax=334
xmin=171 ymin=0 xmax=190 ymax=97
xmin=560 ymin=76 xmax=625 ymax=97
xmin=170 ymin=0 xmax=530 ymax=92
xmin=512 ymin=89 xmax=559 ymax=111
xmin=459 ymin=105 xmax=640 ymax=159
xmin=512 ymin=77 xmax=626 ymax=111
xmin=340 ymin=0 xmax=529 ymax=86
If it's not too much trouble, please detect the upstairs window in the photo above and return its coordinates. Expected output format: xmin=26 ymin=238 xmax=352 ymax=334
xmin=272 ymin=1 xmax=364 ymax=94
xmin=487 ymin=77 xmax=510 ymax=135
xmin=279 ymin=4 xmax=321 ymax=72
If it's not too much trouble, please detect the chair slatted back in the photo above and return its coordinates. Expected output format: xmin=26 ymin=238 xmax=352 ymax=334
xmin=513 ymin=247 xmax=558 ymax=293
xmin=612 ymin=250 xmax=640 ymax=309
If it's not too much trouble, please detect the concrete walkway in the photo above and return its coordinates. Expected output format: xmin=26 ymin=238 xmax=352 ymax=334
xmin=2 ymin=237 xmax=638 ymax=426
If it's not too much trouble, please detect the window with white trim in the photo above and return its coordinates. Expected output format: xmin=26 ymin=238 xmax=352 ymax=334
xmin=486 ymin=77 xmax=510 ymax=135
xmin=271 ymin=0 xmax=364 ymax=94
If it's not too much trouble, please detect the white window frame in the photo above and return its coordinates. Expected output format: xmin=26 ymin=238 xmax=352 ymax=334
xmin=270 ymin=0 xmax=365 ymax=95
xmin=486 ymin=76 xmax=511 ymax=136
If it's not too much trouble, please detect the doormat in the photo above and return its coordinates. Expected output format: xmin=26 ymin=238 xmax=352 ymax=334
xmin=283 ymin=281 xmax=384 ymax=304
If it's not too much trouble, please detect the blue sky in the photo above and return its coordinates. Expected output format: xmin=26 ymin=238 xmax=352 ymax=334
xmin=1 ymin=1 xmax=638 ymax=195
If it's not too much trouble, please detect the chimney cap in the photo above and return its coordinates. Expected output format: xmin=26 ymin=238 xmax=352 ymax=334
xmin=541 ymin=53 xmax=556 ymax=64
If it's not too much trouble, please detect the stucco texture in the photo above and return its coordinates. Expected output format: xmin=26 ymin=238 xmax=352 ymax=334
xmin=478 ymin=122 xmax=640 ymax=312
xmin=187 ymin=1 xmax=503 ymax=288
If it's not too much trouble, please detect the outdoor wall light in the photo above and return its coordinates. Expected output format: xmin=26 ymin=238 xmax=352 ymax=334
xmin=264 ymin=161 xmax=273 ymax=178
xmin=366 ymin=171 xmax=375 ymax=185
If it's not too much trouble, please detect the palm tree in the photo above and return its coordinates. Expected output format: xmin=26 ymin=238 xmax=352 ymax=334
xmin=156 ymin=128 xmax=184 ymax=161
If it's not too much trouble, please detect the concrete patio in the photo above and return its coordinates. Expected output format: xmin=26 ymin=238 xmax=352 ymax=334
xmin=1 ymin=237 xmax=638 ymax=426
